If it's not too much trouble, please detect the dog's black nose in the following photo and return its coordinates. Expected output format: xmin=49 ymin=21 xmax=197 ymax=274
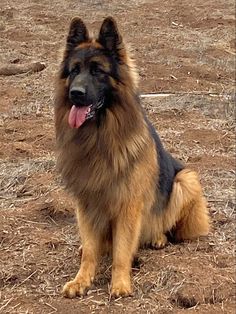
xmin=69 ymin=87 xmax=86 ymax=105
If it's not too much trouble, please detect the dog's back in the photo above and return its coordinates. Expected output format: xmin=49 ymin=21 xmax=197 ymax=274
xmin=145 ymin=115 xmax=184 ymax=211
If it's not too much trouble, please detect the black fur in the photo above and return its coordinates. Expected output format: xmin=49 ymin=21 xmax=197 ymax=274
xmin=144 ymin=115 xmax=184 ymax=211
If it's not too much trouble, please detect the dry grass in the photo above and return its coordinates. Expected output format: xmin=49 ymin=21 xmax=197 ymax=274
xmin=0 ymin=156 xmax=56 ymax=210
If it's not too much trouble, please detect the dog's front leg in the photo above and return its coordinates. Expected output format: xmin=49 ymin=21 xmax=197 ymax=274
xmin=63 ymin=211 xmax=102 ymax=298
xmin=111 ymin=203 xmax=142 ymax=297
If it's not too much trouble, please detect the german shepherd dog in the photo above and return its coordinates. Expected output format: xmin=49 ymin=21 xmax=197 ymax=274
xmin=54 ymin=17 xmax=210 ymax=298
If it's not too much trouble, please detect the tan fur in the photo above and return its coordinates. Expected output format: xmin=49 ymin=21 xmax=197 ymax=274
xmin=55 ymin=17 xmax=210 ymax=298
xmin=140 ymin=169 xmax=210 ymax=248
xmin=124 ymin=43 xmax=139 ymax=90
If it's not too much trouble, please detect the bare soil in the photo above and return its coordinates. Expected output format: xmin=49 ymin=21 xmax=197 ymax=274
xmin=0 ymin=0 xmax=235 ymax=313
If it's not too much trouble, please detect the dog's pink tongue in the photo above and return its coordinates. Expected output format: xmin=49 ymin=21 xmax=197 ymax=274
xmin=68 ymin=105 xmax=90 ymax=128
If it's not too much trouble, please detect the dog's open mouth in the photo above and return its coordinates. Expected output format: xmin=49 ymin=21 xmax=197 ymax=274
xmin=68 ymin=100 xmax=103 ymax=128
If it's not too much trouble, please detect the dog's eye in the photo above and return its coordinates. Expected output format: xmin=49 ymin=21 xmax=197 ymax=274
xmin=72 ymin=64 xmax=81 ymax=75
xmin=90 ymin=62 xmax=103 ymax=76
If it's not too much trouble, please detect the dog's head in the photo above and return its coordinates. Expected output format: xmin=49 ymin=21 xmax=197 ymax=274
xmin=60 ymin=17 xmax=136 ymax=129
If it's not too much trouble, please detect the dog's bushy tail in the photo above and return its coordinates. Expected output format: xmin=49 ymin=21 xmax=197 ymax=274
xmin=168 ymin=168 xmax=210 ymax=241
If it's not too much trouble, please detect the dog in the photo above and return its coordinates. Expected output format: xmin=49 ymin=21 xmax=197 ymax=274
xmin=54 ymin=17 xmax=210 ymax=298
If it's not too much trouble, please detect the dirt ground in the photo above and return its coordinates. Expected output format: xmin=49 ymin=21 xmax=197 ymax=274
xmin=0 ymin=0 xmax=235 ymax=313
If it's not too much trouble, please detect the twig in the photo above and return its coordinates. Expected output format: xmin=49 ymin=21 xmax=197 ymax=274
xmin=16 ymin=270 xmax=38 ymax=287
xmin=18 ymin=217 xmax=49 ymax=225
xmin=0 ymin=297 xmax=13 ymax=312
xmin=140 ymin=91 xmax=233 ymax=98
xmin=45 ymin=302 xmax=57 ymax=312
xmin=0 ymin=62 xmax=46 ymax=76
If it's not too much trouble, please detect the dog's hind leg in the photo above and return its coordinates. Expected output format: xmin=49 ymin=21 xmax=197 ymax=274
xmin=166 ymin=168 xmax=210 ymax=241
xmin=140 ymin=169 xmax=209 ymax=248
xmin=151 ymin=233 xmax=168 ymax=249
xmin=140 ymin=217 xmax=168 ymax=249
xmin=174 ymin=195 xmax=210 ymax=241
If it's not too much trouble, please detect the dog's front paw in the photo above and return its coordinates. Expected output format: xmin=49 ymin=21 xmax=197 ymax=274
xmin=111 ymin=279 xmax=132 ymax=298
xmin=62 ymin=276 xmax=91 ymax=298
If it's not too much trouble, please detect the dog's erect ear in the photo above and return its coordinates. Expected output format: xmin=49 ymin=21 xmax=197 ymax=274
xmin=60 ymin=18 xmax=88 ymax=78
xmin=66 ymin=17 xmax=89 ymax=51
xmin=98 ymin=17 xmax=123 ymax=54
